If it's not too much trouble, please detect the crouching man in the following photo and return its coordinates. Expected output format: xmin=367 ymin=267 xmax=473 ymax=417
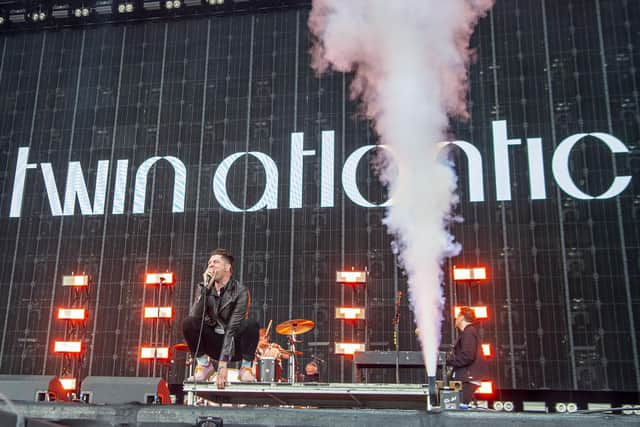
xmin=182 ymin=248 xmax=259 ymax=389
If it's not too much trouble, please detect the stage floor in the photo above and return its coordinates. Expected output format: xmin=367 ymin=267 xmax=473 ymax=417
xmin=11 ymin=401 xmax=640 ymax=427
xmin=183 ymin=381 xmax=432 ymax=409
xmin=2 ymin=382 xmax=638 ymax=426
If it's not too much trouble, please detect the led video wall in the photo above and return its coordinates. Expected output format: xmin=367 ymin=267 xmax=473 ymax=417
xmin=0 ymin=0 xmax=638 ymax=391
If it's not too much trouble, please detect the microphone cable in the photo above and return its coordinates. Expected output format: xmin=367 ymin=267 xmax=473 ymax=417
xmin=191 ymin=273 xmax=212 ymax=380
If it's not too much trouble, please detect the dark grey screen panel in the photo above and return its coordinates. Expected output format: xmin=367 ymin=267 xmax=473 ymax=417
xmin=0 ymin=1 xmax=637 ymax=392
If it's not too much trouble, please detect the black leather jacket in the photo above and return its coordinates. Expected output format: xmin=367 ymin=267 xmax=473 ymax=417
xmin=189 ymin=277 xmax=250 ymax=362
xmin=449 ymin=324 xmax=488 ymax=382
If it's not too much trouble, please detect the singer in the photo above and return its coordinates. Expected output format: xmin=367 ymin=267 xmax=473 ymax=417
xmin=182 ymin=248 xmax=259 ymax=389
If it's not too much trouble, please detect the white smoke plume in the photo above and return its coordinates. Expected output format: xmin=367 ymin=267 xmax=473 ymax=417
xmin=308 ymin=0 xmax=494 ymax=376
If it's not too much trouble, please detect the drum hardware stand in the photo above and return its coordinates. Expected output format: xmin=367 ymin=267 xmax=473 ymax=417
xmin=275 ymin=319 xmax=315 ymax=384
xmin=287 ymin=334 xmax=299 ymax=384
xmin=59 ymin=273 xmax=90 ymax=399
xmin=145 ymin=274 xmax=174 ymax=382
xmin=393 ymin=290 xmax=402 ymax=384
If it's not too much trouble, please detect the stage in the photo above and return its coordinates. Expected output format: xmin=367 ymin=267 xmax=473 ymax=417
xmin=0 ymin=381 xmax=636 ymax=426
xmin=8 ymin=400 xmax=640 ymax=427
xmin=184 ymin=381 xmax=433 ymax=409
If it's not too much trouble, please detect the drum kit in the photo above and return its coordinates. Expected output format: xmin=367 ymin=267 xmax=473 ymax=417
xmin=175 ymin=318 xmax=315 ymax=384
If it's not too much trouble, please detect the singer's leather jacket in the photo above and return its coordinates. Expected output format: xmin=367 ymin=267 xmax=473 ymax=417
xmin=189 ymin=277 xmax=250 ymax=362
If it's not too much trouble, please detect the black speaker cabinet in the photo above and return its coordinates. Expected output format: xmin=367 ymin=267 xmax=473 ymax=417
xmin=0 ymin=375 xmax=69 ymax=402
xmin=80 ymin=376 xmax=170 ymax=404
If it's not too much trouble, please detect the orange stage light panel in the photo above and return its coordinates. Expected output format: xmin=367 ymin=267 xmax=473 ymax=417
xmin=145 ymin=273 xmax=174 ymax=285
xmin=336 ymin=271 xmax=366 ymax=284
xmin=140 ymin=346 xmax=170 ymax=360
xmin=475 ymin=381 xmax=494 ymax=395
xmin=454 ymin=306 xmax=489 ymax=320
xmin=335 ymin=307 xmax=366 ymax=320
xmin=334 ymin=342 xmax=365 ymax=355
xmin=62 ymin=275 xmax=89 ymax=287
xmin=453 ymin=266 xmax=488 ymax=281
xmin=57 ymin=308 xmax=87 ymax=320
xmin=481 ymin=343 xmax=492 ymax=358
xmin=54 ymin=341 xmax=82 ymax=353
xmin=143 ymin=306 xmax=173 ymax=319
xmin=59 ymin=378 xmax=77 ymax=391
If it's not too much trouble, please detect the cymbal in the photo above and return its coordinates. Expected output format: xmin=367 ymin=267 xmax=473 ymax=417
xmin=173 ymin=343 xmax=190 ymax=352
xmin=275 ymin=319 xmax=315 ymax=335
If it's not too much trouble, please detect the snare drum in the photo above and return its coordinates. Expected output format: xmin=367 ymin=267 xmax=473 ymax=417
xmin=256 ymin=357 xmax=281 ymax=382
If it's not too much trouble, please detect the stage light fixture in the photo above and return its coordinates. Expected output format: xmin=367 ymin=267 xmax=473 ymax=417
xmin=59 ymin=378 xmax=77 ymax=391
xmin=334 ymin=342 xmax=365 ymax=355
xmin=117 ymin=2 xmax=135 ymax=13
xmin=51 ymin=4 xmax=70 ymax=19
xmin=523 ymin=401 xmax=548 ymax=412
xmin=205 ymin=0 xmax=224 ymax=4
xmin=474 ymin=381 xmax=493 ymax=396
xmin=454 ymin=305 xmax=488 ymax=320
xmin=503 ymin=401 xmax=515 ymax=412
xmin=145 ymin=272 xmax=174 ymax=285
xmin=587 ymin=402 xmax=612 ymax=412
xmin=453 ymin=265 xmax=488 ymax=281
xmin=0 ymin=16 xmax=5 ymax=25
xmin=95 ymin=0 xmax=112 ymax=14
xmin=481 ymin=343 xmax=492 ymax=358
xmin=74 ymin=7 xmax=91 ymax=17
xmin=566 ymin=402 xmax=578 ymax=413
xmin=29 ymin=10 xmax=46 ymax=22
xmin=62 ymin=274 xmax=89 ymax=287
xmin=555 ymin=402 xmax=567 ymax=413
xmin=54 ymin=341 xmax=82 ymax=354
xmin=622 ymin=404 xmax=635 ymax=415
xmin=493 ymin=400 xmax=503 ymax=411
xmin=143 ymin=306 xmax=173 ymax=319
xmin=336 ymin=270 xmax=366 ymax=285
xmin=57 ymin=308 xmax=87 ymax=321
xmin=164 ymin=0 xmax=181 ymax=9
xmin=335 ymin=307 xmax=365 ymax=320
xmin=140 ymin=346 xmax=170 ymax=360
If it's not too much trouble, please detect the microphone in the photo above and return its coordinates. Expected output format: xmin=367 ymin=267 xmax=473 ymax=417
xmin=311 ymin=354 xmax=325 ymax=364
xmin=199 ymin=270 xmax=215 ymax=292
xmin=202 ymin=271 xmax=211 ymax=285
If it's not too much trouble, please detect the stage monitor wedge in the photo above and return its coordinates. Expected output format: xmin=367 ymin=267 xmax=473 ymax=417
xmin=0 ymin=375 xmax=69 ymax=402
xmin=80 ymin=376 xmax=170 ymax=405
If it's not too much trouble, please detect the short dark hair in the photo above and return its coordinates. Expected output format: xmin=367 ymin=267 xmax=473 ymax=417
xmin=458 ymin=306 xmax=476 ymax=323
xmin=210 ymin=248 xmax=234 ymax=266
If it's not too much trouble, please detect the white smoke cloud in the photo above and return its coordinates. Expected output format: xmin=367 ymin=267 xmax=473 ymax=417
xmin=308 ymin=0 xmax=494 ymax=376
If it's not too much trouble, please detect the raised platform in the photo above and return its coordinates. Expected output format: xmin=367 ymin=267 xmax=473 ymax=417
xmin=1 ymin=381 xmax=638 ymax=426
xmin=184 ymin=381 xmax=431 ymax=409
xmin=10 ymin=401 xmax=640 ymax=427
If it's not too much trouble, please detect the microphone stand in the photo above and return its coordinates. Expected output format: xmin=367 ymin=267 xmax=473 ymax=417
xmin=393 ymin=291 xmax=402 ymax=384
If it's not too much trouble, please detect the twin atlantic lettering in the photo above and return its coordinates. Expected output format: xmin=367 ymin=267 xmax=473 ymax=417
xmin=6 ymin=120 xmax=632 ymax=217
